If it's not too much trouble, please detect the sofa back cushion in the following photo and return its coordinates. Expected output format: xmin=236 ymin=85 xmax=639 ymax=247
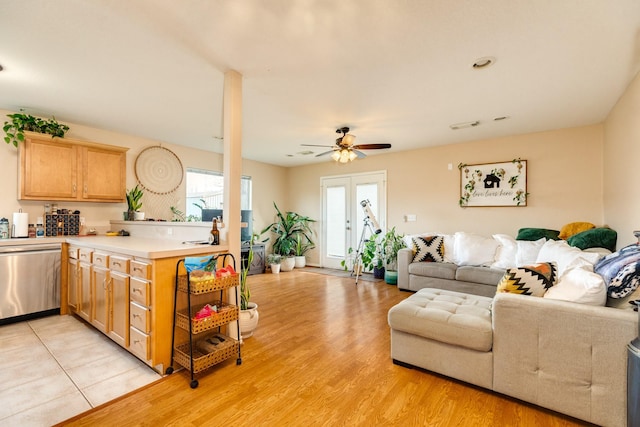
xmin=454 ymin=232 xmax=499 ymax=266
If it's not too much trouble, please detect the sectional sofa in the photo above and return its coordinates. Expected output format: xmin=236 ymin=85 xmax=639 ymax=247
xmin=389 ymin=229 xmax=639 ymax=426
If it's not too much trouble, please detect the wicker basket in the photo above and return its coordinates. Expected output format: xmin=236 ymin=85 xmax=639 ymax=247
xmin=174 ymin=334 xmax=239 ymax=373
xmin=177 ymin=273 xmax=239 ymax=294
xmin=175 ymin=303 xmax=239 ymax=334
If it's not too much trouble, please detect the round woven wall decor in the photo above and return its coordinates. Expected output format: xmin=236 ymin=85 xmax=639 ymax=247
xmin=135 ymin=146 xmax=184 ymax=195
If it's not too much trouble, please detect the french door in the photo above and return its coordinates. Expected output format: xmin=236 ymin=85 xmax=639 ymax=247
xmin=321 ymin=171 xmax=387 ymax=269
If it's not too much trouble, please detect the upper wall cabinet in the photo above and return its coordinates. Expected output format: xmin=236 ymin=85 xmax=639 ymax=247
xmin=19 ymin=132 xmax=129 ymax=202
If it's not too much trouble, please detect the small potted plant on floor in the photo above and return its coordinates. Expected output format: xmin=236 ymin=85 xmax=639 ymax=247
xmin=266 ymin=253 xmax=282 ymax=274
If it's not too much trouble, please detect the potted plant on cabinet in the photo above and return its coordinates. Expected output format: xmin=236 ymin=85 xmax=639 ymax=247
xmin=239 ymin=234 xmax=259 ymax=339
xmin=266 ymin=253 xmax=282 ymax=274
xmin=261 ymin=202 xmax=316 ymax=272
xmin=381 ymin=227 xmax=406 ymax=285
xmin=3 ymin=112 xmax=70 ymax=147
xmin=126 ymin=184 xmax=144 ymax=220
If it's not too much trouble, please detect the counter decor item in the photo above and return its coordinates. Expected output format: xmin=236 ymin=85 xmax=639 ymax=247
xmin=12 ymin=210 xmax=29 ymax=238
xmin=3 ymin=112 xmax=70 ymax=147
xmin=0 ymin=218 xmax=9 ymax=239
xmin=126 ymin=184 xmax=144 ymax=221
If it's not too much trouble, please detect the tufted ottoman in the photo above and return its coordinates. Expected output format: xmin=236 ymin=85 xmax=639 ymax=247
xmin=388 ymin=288 xmax=494 ymax=388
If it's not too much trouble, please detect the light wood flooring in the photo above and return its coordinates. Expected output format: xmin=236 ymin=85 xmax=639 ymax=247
xmin=59 ymin=269 xmax=589 ymax=426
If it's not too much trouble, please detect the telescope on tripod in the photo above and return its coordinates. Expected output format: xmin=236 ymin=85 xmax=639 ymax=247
xmin=352 ymin=199 xmax=382 ymax=284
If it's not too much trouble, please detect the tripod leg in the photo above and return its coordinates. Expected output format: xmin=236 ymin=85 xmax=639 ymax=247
xmin=352 ymin=223 xmax=369 ymax=285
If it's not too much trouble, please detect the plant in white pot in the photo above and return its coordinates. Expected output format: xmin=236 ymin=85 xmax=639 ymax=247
xmin=293 ymin=232 xmax=315 ymax=268
xmin=126 ymin=184 xmax=144 ymax=221
xmin=266 ymin=253 xmax=282 ymax=274
xmin=239 ymin=234 xmax=259 ymax=339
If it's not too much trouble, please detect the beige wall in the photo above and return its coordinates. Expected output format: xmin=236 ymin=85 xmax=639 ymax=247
xmin=0 ymin=109 xmax=288 ymax=238
xmin=603 ymin=71 xmax=640 ymax=247
xmin=288 ymin=125 xmax=605 ymax=265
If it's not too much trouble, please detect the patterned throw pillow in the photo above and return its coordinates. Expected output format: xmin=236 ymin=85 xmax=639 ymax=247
xmin=497 ymin=262 xmax=558 ymax=297
xmin=411 ymin=236 xmax=445 ymax=263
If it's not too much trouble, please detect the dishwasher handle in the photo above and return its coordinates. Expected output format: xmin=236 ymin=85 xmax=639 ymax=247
xmin=0 ymin=244 xmax=61 ymax=254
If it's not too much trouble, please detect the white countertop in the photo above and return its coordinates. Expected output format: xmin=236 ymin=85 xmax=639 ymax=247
xmin=65 ymin=236 xmax=230 ymax=259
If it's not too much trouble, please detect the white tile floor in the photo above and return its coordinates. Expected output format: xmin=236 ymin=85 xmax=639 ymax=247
xmin=0 ymin=314 xmax=162 ymax=426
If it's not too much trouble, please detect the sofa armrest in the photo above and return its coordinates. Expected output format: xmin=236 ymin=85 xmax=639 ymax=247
xmin=492 ymin=292 xmax=638 ymax=426
xmin=397 ymin=248 xmax=412 ymax=290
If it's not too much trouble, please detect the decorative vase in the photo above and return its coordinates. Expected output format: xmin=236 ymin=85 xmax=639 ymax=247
xmin=239 ymin=302 xmax=259 ymax=339
xmin=280 ymin=256 xmax=295 ymax=272
xmin=384 ymin=270 xmax=398 ymax=285
xmin=294 ymin=255 xmax=306 ymax=268
xmin=134 ymin=211 xmax=145 ymax=221
xmin=373 ymin=266 xmax=385 ymax=279
xmin=270 ymin=263 xmax=281 ymax=274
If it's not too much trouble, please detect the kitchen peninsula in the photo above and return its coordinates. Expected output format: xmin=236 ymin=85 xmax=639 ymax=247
xmin=61 ymin=235 xmax=231 ymax=374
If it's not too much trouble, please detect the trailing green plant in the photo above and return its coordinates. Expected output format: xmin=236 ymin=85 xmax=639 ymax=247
xmin=3 ymin=112 xmax=70 ymax=147
xmin=261 ymin=202 xmax=316 ymax=257
xmin=126 ymin=184 xmax=144 ymax=212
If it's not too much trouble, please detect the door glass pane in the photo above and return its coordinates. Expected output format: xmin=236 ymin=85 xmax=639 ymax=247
xmin=326 ymin=186 xmax=346 ymax=258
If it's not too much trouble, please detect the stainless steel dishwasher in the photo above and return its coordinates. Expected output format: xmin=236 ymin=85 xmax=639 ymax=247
xmin=0 ymin=242 xmax=61 ymax=324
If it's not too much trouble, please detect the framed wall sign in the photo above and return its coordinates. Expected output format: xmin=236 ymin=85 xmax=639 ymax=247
xmin=458 ymin=159 xmax=528 ymax=207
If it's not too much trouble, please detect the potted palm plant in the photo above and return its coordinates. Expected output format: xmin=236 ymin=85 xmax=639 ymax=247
xmin=261 ymin=202 xmax=316 ymax=272
xmin=381 ymin=227 xmax=406 ymax=285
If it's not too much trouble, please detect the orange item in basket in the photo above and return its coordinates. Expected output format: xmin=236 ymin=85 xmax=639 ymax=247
xmin=216 ymin=265 xmax=235 ymax=278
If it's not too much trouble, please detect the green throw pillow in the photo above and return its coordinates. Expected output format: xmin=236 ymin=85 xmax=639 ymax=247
xmin=516 ymin=228 xmax=560 ymax=241
xmin=567 ymin=228 xmax=617 ymax=252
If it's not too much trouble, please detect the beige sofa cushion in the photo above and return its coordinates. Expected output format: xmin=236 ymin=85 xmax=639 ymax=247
xmin=388 ymin=288 xmax=493 ymax=352
xmin=408 ymin=261 xmax=456 ymax=280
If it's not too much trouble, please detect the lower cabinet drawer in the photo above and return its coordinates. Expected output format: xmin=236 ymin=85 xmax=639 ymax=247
xmin=130 ymin=277 xmax=150 ymax=306
xmin=129 ymin=326 xmax=150 ymax=361
xmin=130 ymin=302 xmax=151 ymax=333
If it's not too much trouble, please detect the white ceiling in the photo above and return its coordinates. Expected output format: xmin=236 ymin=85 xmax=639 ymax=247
xmin=1 ymin=1 xmax=639 ymax=167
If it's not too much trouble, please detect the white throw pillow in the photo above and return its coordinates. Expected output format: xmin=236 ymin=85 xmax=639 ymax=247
xmin=543 ymin=267 xmax=607 ymax=306
xmin=492 ymin=234 xmax=517 ymax=269
xmin=515 ymin=238 xmax=546 ymax=266
xmin=442 ymin=234 xmax=457 ymax=264
xmin=536 ymin=239 xmax=602 ymax=277
xmin=454 ymin=232 xmax=499 ymax=266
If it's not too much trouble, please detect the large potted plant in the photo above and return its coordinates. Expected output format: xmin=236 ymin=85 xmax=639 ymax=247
xmin=239 ymin=233 xmax=259 ymax=339
xmin=381 ymin=227 xmax=406 ymax=285
xmin=261 ymin=202 xmax=316 ymax=272
xmin=340 ymin=233 xmax=385 ymax=278
xmin=3 ymin=112 xmax=70 ymax=147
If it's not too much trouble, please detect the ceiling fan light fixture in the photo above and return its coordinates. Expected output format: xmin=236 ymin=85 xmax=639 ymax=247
xmin=342 ymin=133 xmax=356 ymax=145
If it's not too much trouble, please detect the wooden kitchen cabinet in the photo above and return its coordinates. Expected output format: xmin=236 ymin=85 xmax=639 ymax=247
xmin=109 ymin=271 xmax=130 ymax=347
xmin=67 ymin=247 xmax=80 ymax=311
xmin=19 ymin=131 xmax=128 ymax=202
xmin=92 ymin=266 xmax=109 ymax=333
xmin=78 ymin=260 xmax=92 ymax=322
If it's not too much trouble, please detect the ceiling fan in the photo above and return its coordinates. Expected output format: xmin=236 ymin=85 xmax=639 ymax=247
xmin=302 ymin=127 xmax=392 ymax=163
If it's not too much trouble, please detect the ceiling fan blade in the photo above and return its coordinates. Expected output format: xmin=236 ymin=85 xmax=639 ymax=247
xmin=353 ymin=149 xmax=367 ymax=159
xmin=301 ymin=144 xmax=335 ymax=148
xmin=351 ymin=143 xmax=392 ymax=150
xmin=315 ymin=150 xmax=335 ymax=157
